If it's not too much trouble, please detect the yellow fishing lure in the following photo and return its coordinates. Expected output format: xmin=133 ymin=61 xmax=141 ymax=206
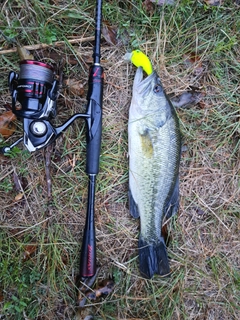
xmin=124 ymin=50 xmax=153 ymax=75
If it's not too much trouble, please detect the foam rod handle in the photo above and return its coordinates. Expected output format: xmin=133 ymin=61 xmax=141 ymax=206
xmin=86 ymin=99 xmax=102 ymax=175
xmin=86 ymin=65 xmax=104 ymax=175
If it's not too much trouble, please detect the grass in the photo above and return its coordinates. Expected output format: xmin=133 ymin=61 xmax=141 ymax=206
xmin=0 ymin=0 xmax=239 ymax=319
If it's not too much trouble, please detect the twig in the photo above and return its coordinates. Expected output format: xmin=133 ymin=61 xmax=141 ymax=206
xmin=0 ymin=168 xmax=14 ymax=181
xmin=12 ymin=166 xmax=35 ymax=219
xmin=44 ymin=144 xmax=54 ymax=202
xmin=56 ymin=57 xmax=65 ymax=89
xmin=0 ymin=36 xmax=95 ymax=55
xmin=8 ymin=217 xmax=52 ymax=237
xmin=194 ymin=192 xmax=230 ymax=231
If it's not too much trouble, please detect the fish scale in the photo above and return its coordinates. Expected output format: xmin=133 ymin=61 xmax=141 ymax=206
xmin=137 ymin=120 xmax=176 ymax=240
xmin=128 ymin=68 xmax=181 ymax=278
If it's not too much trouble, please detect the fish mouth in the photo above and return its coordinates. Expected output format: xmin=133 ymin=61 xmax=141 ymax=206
xmin=133 ymin=67 xmax=157 ymax=96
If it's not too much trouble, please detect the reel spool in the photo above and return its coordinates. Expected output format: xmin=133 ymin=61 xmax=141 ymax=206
xmin=9 ymin=60 xmax=58 ymax=120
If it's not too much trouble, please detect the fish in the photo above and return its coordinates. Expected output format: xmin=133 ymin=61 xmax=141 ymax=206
xmin=128 ymin=67 xmax=181 ymax=279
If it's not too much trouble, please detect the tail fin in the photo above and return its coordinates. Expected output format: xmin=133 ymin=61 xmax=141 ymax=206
xmin=138 ymin=236 xmax=170 ymax=279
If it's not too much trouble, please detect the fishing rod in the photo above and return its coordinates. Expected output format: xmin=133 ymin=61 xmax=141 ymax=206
xmin=1 ymin=0 xmax=104 ymax=279
xmin=79 ymin=0 xmax=104 ymax=278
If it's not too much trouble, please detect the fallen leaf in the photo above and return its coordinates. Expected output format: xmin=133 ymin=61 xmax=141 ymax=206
xmin=102 ymin=21 xmax=118 ymax=46
xmin=171 ymin=91 xmax=205 ymax=108
xmin=143 ymin=0 xmax=155 ymax=12
xmin=162 ymin=224 xmax=172 ymax=246
xmin=13 ymin=171 xmax=28 ymax=192
xmin=198 ymin=100 xmax=207 ymax=109
xmin=15 ymin=193 xmax=24 ymax=201
xmin=78 ymin=278 xmax=114 ymax=307
xmin=184 ymin=52 xmax=201 ymax=66
xmin=183 ymin=52 xmax=204 ymax=77
xmin=17 ymin=45 xmax=34 ymax=60
xmin=23 ymin=244 xmax=37 ymax=261
xmin=193 ymin=206 xmax=206 ymax=217
xmin=65 ymin=78 xmax=84 ymax=96
xmin=88 ymin=279 xmax=114 ymax=299
xmin=61 ymin=252 xmax=69 ymax=265
xmin=102 ymin=21 xmax=130 ymax=46
xmin=0 ymin=110 xmax=17 ymax=138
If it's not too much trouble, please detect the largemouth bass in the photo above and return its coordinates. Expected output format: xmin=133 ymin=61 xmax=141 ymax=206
xmin=128 ymin=67 xmax=181 ymax=279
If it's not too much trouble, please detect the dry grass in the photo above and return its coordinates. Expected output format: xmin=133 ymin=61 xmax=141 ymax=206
xmin=0 ymin=0 xmax=240 ymax=319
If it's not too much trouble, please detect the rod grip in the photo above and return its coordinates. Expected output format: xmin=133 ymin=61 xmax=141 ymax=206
xmin=86 ymin=100 xmax=102 ymax=175
xmin=86 ymin=65 xmax=104 ymax=175
xmin=80 ymin=175 xmax=97 ymax=278
xmin=79 ymin=222 xmax=96 ymax=277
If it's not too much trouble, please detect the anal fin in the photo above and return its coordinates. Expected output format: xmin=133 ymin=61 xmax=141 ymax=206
xmin=164 ymin=176 xmax=180 ymax=220
xmin=129 ymin=189 xmax=140 ymax=218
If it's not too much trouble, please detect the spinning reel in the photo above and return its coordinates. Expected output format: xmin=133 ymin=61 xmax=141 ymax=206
xmin=3 ymin=59 xmax=102 ymax=157
xmin=6 ymin=60 xmax=59 ymax=152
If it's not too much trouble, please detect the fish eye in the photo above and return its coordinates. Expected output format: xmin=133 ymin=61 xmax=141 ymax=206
xmin=153 ymin=84 xmax=162 ymax=93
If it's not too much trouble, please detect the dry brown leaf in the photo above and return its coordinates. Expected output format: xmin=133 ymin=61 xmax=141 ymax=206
xmin=78 ymin=278 xmax=114 ymax=307
xmin=171 ymin=91 xmax=205 ymax=108
xmin=65 ymin=78 xmax=84 ymax=96
xmin=162 ymin=224 xmax=172 ymax=246
xmin=183 ymin=52 xmax=204 ymax=77
xmin=61 ymin=252 xmax=69 ymax=265
xmin=198 ymin=100 xmax=207 ymax=109
xmin=23 ymin=244 xmax=37 ymax=261
xmin=13 ymin=171 xmax=28 ymax=192
xmin=143 ymin=0 xmax=155 ymax=12
xmin=102 ymin=21 xmax=118 ymax=46
xmin=184 ymin=52 xmax=202 ymax=67
xmin=0 ymin=110 xmax=17 ymax=138
xmin=15 ymin=193 xmax=24 ymax=202
xmin=17 ymin=45 xmax=34 ymax=60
